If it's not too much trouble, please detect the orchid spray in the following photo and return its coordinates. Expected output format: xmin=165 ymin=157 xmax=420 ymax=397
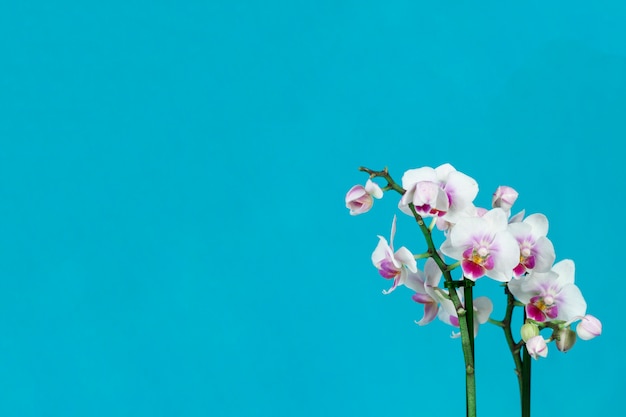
xmin=345 ymin=164 xmax=602 ymax=417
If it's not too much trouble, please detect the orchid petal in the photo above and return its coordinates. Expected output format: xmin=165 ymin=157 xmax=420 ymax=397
xmin=553 ymin=259 xmax=576 ymax=285
xmin=507 ymin=221 xmax=532 ymax=241
xmin=532 ymin=236 xmax=556 ymax=272
xmin=434 ymin=163 xmax=456 ymax=180
xmin=474 ymin=296 xmax=493 ymax=324
xmin=345 ymin=185 xmax=367 ymax=202
xmin=437 ymin=292 xmax=457 ymax=318
xmin=482 ymin=208 xmax=509 ymax=233
xmin=556 ymin=285 xmax=587 ymax=321
xmin=441 ymin=216 xmax=487 ymax=261
xmin=416 ymin=302 xmax=439 ymax=326
xmin=424 ymin=258 xmax=442 ymax=287
xmin=365 ymin=179 xmax=383 ymax=199
xmin=507 ymin=272 xmax=554 ymax=304
xmin=382 ymin=276 xmax=402 ymax=295
xmin=524 ymin=213 xmax=549 ymax=237
xmin=405 ymin=270 xmax=426 ymax=293
xmin=486 ymin=231 xmax=519 ymax=282
xmin=509 ymin=209 xmax=526 ymax=223
xmin=412 ymin=181 xmax=441 ymax=206
xmin=395 ymin=247 xmax=417 ymax=272
xmin=445 ymin=170 xmax=479 ymax=208
xmin=389 ymin=215 xmax=397 ymax=250
xmin=401 ymin=167 xmax=437 ymax=189
xmin=371 ymin=236 xmax=392 ymax=267
xmin=412 ymin=293 xmax=433 ymax=304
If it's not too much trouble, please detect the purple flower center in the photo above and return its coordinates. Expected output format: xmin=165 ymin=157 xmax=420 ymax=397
xmin=514 ymin=241 xmax=536 ymax=276
xmin=461 ymin=245 xmax=494 ymax=279
xmin=526 ymin=295 xmax=559 ymax=322
xmin=378 ymin=259 xmax=400 ymax=279
xmin=415 ymin=204 xmax=447 ymax=217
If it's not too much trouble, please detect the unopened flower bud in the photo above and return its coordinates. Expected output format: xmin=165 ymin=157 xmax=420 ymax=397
xmin=576 ymin=314 xmax=602 ymax=340
xmin=345 ymin=180 xmax=383 ymax=215
xmin=492 ymin=186 xmax=518 ymax=211
xmin=555 ymin=327 xmax=577 ymax=352
xmin=520 ymin=323 xmax=540 ymax=342
xmin=525 ymin=335 xmax=548 ymax=360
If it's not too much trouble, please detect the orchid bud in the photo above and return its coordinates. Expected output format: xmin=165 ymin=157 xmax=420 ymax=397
xmin=525 ymin=335 xmax=548 ymax=360
xmin=345 ymin=180 xmax=383 ymax=215
xmin=555 ymin=327 xmax=577 ymax=352
xmin=492 ymin=186 xmax=518 ymax=211
xmin=576 ymin=315 xmax=602 ymax=340
xmin=520 ymin=322 xmax=540 ymax=342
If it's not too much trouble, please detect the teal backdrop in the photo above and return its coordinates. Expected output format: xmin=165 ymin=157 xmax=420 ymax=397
xmin=1 ymin=1 xmax=624 ymax=416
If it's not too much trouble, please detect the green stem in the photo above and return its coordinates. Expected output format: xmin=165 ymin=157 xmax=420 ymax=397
xmin=521 ymin=314 xmax=532 ymax=417
xmin=447 ymin=261 xmax=461 ymax=271
xmin=487 ymin=318 xmax=504 ymax=328
xmin=359 ymin=166 xmax=406 ymax=195
xmin=501 ymin=286 xmax=525 ymax=412
xmin=463 ymin=279 xmax=476 ymax=417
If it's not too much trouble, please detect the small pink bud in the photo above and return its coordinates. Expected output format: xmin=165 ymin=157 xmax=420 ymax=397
xmin=492 ymin=186 xmax=519 ymax=211
xmin=576 ymin=315 xmax=602 ymax=340
xmin=345 ymin=185 xmax=372 ymax=215
xmin=525 ymin=335 xmax=548 ymax=360
xmin=345 ymin=180 xmax=382 ymax=216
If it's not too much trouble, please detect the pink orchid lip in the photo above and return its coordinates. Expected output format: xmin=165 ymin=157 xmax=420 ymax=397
xmin=523 ymin=255 xmax=536 ymax=269
xmin=546 ymin=306 xmax=558 ymax=319
xmin=526 ymin=296 xmax=559 ymax=321
xmin=378 ymin=259 xmax=399 ymax=279
xmin=513 ymin=263 xmax=527 ymax=277
xmin=462 ymin=259 xmax=485 ymax=280
xmin=483 ymin=255 xmax=494 ymax=270
xmin=461 ymin=245 xmax=493 ymax=279
xmin=526 ymin=304 xmax=546 ymax=321
xmin=416 ymin=204 xmax=443 ymax=216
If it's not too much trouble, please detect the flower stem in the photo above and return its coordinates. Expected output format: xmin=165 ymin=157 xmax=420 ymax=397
xmin=487 ymin=318 xmax=504 ymax=328
xmin=463 ymin=279 xmax=476 ymax=417
xmin=358 ymin=166 xmax=406 ymax=195
xmin=521 ymin=348 xmax=531 ymax=417
xmin=501 ymin=286 xmax=525 ymax=411
xmin=521 ymin=311 xmax=532 ymax=417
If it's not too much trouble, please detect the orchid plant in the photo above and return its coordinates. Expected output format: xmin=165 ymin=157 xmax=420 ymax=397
xmin=345 ymin=164 xmax=602 ymax=417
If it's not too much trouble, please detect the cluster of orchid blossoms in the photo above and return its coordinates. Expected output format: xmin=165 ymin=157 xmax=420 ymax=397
xmin=345 ymin=163 xmax=602 ymax=360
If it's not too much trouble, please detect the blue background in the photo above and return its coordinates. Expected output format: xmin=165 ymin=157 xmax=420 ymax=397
xmin=1 ymin=1 xmax=624 ymax=416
